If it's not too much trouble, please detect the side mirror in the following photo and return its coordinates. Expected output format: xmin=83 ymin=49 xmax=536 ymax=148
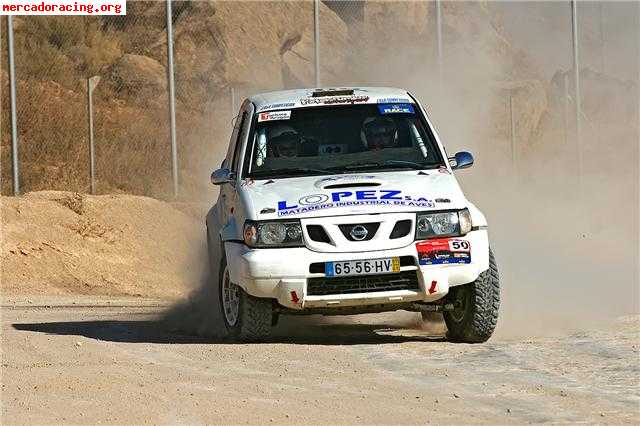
xmin=448 ymin=151 xmax=474 ymax=170
xmin=211 ymin=168 xmax=235 ymax=185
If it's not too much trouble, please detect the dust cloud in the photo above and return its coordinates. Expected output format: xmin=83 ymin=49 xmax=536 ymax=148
xmin=398 ymin=2 xmax=639 ymax=337
xmin=162 ymin=270 xmax=229 ymax=339
xmin=171 ymin=1 xmax=638 ymax=339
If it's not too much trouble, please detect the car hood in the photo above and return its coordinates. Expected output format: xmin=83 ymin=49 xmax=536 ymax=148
xmin=240 ymin=170 xmax=468 ymax=220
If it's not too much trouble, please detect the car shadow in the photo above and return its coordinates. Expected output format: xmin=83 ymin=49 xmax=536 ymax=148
xmin=13 ymin=318 xmax=447 ymax=345
xmin=13 ymin=320 xmax=210 ymax=344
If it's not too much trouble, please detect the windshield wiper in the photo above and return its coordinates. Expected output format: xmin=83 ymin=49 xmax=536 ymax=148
xmin=382 ymin=160 xmax=441 ymax=169
xmin=250 ymin=167 xmax=332 ymax=178
xmin=333 ymin=161 xmax=439 ymax=172
xmin=335 ymin=162 xmax=382 ymax=170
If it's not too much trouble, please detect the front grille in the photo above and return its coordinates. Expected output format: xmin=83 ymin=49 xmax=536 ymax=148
xmin=307 ymin=271 xmax=420 ymax=296
xmin=338 ymin=223 xmax=380 ymax=241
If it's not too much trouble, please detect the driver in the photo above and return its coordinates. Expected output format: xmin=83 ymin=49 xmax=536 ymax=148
xmin=269 ymin=125 xmax=300 ymax=158
xmin=361 ymin=117 xmax=398 ymax=150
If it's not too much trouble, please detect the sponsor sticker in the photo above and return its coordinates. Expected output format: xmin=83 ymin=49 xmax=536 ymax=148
xmin=257 ymin=102 xmax=296 ymax=112
xmin=276 ymin=189 xmax=435 ymax=217
xmin=377 ymin=97 xmax=413 ymax=104
xmin=318 ymin=144 xmax=347 ymax=155
xmin=378 ymin=103 xmax=415 ymax=114
xmin=258 ymin=110 xmax=291 ymax=122
xmin=299 ymin=95 xmax=370 ymax=106
xmin=416 ymin=238 xmax=471 ymax=265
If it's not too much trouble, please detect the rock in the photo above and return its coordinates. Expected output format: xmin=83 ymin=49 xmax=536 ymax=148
xmin=361 ymin=1 xmax=430 ymax=48
xmin=151 ymin=1 xmax=349 ymax=107
xmin=105 ymin=54 xmax=166 ymax=103
xmin=75 ymin=341 xmax=82 ymax=347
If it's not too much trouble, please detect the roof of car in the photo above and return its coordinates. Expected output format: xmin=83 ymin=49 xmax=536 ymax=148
xmin=249 ymin=87 xmax=414 ymax=112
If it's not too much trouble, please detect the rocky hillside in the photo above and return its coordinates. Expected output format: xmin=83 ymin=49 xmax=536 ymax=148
xmin=0 ymin=1 xmax=636 ymax=199
xmin=0 ymin=1 xmax=535 ymax=197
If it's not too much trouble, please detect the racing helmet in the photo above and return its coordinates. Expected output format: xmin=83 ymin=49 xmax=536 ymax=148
xmin=269 ymin=124 xmax=300 ymax=158
xmin=361 ymin=117 xmax=398 ymax=149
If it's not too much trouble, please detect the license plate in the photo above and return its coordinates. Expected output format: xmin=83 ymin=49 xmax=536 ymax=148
xmin=325 ymin=257 xmax=400 ymax=277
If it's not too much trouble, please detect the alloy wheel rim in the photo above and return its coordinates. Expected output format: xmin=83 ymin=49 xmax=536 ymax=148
xmin=450 ymin=289 xmax=467 ymax=323
xmin=221 ymin=267 xmax=240 ymax=327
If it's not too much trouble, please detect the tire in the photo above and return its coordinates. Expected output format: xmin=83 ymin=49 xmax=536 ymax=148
xmin=443 ymin=249 xmax=500 ymax=343
xmin=218 ymin=256 xmax=273 ymax=342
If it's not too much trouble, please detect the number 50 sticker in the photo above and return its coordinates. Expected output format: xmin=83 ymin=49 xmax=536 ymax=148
xmin=449 ymin=240 xmax=470 ymax=252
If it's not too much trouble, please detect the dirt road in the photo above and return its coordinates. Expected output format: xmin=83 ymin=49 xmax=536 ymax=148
xmin=2 ymin=296 xmax=638 ymax=424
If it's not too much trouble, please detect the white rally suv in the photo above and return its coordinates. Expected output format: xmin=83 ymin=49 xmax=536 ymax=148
xmin=206 ymin=87 xmax=499 ymax=342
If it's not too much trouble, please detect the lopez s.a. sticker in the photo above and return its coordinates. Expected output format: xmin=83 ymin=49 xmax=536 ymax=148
xmin=378 ymin=103 xmax=415 ymax=114
xmin=276 ymin=189 xmax=435 ymax=217
xmin=258 ymin=110 xmax=292 ymax=122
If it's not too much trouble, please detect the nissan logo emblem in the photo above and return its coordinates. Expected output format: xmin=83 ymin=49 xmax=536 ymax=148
xmin=350 ymin=225 xmax=368 ymax=241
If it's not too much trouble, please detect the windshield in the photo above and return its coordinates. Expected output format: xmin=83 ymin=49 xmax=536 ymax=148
xmin=243 ymin=104 xmax=445 ymax=179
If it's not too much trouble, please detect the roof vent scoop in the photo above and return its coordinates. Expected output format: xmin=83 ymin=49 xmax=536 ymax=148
xmin=311 ymin=89 xmax=354 ymax=97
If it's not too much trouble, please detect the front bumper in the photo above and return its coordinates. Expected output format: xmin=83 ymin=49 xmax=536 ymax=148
xmin=224 ymin=230 xmax=489 ymax=311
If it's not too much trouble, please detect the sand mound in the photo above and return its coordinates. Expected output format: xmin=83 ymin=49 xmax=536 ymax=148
xmin=1 ymin=191 xmax=206 ymax=299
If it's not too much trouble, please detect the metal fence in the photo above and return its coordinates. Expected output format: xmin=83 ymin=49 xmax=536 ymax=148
xmin=1 ymin=0 xmax=638 ymax=200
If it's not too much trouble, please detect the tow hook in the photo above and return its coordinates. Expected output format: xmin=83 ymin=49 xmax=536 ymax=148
xmin=413 ymin=302 xmax=456 ymax=312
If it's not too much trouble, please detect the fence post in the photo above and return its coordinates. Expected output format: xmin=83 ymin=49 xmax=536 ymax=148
xmin=7 ymin=16 xmax=19 ymax=195
xmin=435 ymin=0 xmax=443 ymax=88
xmin=571 ymin=0 xmax=582 ymax=185
xmin=563 ymin=72 xmax=570 ymax=145
xmin=87 ymin=76 xmax=100 ymax=195
xmin=313 ymin=0 xmax=320 ymax=87
xmin=166 ymin=0 xmax=178 ymax=198
xmin=509 ymin=92 xmax=516 ymax=167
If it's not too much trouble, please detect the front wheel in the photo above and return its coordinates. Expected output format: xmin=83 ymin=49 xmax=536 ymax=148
xmin=443 ymin=249 xmax=500 ymax=343
xmin=219 ymin=256 xmax=273 ymax=341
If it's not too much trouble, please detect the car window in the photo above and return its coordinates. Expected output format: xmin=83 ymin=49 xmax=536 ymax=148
xmin=243 ymin=104 xmax=445 ymax=179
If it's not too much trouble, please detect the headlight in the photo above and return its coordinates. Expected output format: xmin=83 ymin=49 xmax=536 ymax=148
xmin=415 ymin=209 xmax=472 ymax=239
xmin=458 ymin=208 xmax=472 ymax=234
xmin=243 ymin=220 xmax=304 ymax=247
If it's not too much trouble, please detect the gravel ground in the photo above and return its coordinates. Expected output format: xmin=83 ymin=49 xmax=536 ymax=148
xmin=2 ymin=297 xmax=638 ymax=425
